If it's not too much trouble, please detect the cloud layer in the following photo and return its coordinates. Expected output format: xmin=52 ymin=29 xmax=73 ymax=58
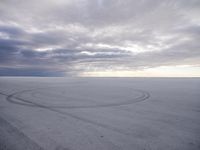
xmin=0 ymin=0 xmax=200 ymax=76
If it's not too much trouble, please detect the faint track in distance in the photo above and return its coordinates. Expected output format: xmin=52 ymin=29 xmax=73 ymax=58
xmin=2 ymin=88 xmax=150 ymax=109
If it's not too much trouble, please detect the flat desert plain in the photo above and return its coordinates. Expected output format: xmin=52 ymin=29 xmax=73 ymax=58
xmin=0 ymin=77 xmax=199 ymax=150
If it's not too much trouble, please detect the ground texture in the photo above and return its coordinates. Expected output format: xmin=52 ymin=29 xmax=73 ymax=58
xmin=0 ymin=77 xmax=200 ymax=150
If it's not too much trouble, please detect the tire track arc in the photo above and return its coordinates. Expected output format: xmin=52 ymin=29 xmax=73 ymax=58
xmin=5 ymin=88 xmax=150 ymax=109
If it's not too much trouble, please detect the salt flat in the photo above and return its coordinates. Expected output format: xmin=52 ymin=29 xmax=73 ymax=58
xmin=0 ymin=77 xmax=199 ymax=150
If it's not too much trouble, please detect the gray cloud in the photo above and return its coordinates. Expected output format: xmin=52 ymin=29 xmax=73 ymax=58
xmin=0 ymin=0 xmax=199 ymax=76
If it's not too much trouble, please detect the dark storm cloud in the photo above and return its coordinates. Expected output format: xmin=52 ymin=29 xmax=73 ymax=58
xmin=0 ymin=25 xmax=25 ymax=37
xmin=0 ymin=0 xmax=200 ymax=76
xmin=0 ymin=67 xmax=65 ymax=76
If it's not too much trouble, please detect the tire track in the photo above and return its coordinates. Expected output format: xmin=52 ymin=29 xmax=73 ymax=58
xmin=0 ymin=89 xmax=150 ymax=138
xmin=4 ymin=89 xmax=150 ymax=109
xmin=0 ymin=116 xmax=44 ymax=150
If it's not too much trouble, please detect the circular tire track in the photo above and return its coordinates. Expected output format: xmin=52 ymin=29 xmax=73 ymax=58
xmin=5 ymin=88 xmax=150 ymax=109
xmin=0 ymin=88 xmax=151 ymax=137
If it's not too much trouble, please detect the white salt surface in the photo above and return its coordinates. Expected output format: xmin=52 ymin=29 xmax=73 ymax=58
xmin=0 ymin=77 xmax=199 ymax=150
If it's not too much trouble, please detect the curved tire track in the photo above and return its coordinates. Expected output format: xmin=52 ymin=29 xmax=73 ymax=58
xmin=0 ymin=89 xmax=150 ymax=138
xmin=5 ymin=89 xmax=150 ymax=109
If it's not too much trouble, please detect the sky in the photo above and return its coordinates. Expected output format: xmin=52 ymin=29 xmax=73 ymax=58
xmin=0 ymin=0 xmax=200 ymax=77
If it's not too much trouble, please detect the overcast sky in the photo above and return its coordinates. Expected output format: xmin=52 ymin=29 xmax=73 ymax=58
xmin=0 ymin=0 xmax=200 ymax=76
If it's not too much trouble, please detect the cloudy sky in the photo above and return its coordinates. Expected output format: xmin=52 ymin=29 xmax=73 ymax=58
xmin=0 ymin=0 xmax=200 ymax=76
